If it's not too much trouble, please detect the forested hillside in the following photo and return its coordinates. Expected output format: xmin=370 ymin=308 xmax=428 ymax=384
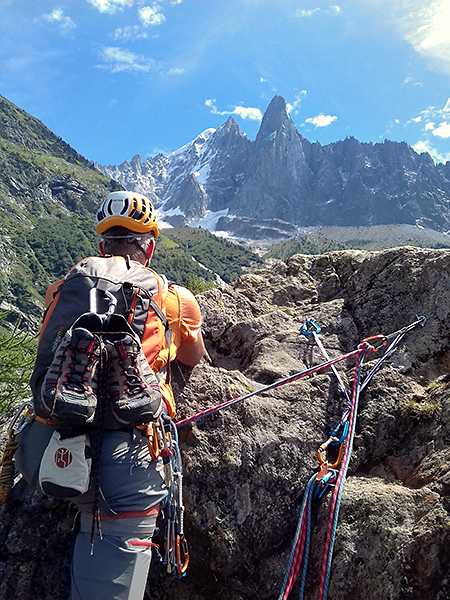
xmin=0 ymin=95 xmax=258 ymax=326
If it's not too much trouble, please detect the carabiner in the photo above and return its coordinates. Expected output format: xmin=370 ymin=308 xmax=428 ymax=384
xmin=176 ymin=534 xmax=190 ymax=576
xmin=317 ymin=439 xmax=344 ymax=469
xmin=301 ymin=318 xmax=321 ymax=336
xmin=316 ymin=460 xmax=330 ymax=481
xmin=7 ymin=401 xmax=34 ymax=435
xmin=147 ymin=422 xmax=161 ymax=461
xmin=361 ymin=334 xmax=386 ymax=351
xmin=314 ymin=469 xmax=338 ymax=499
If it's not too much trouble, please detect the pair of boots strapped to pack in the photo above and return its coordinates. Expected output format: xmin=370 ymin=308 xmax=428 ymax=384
xmin=36 ymin=311 xmax=163 ymax=429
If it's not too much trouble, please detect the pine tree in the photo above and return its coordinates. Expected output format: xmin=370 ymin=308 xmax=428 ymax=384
xmin=0 ymin=313 xmax=36 ymax=413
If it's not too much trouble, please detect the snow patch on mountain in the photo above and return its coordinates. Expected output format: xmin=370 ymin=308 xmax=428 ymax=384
xmin=190 ymin=209 xmax=233 ymax=231
xmin=96 ymin=95 xmax=450 ymax=240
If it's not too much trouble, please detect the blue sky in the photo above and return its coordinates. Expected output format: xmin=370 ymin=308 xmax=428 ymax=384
xmin=1 ymin=0 xmax=450 ymax=166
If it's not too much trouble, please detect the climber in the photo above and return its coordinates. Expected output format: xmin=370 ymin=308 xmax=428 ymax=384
xmin=14 ymin=191 xmax=205 ymax=600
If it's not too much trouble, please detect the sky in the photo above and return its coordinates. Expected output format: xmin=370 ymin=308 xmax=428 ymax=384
xmin=1 ymin=0 xmax=450 ymax=166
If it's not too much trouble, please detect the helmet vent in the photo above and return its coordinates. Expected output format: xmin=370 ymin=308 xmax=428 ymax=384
xmin=120 ymin=198 xmax=129 ymax=215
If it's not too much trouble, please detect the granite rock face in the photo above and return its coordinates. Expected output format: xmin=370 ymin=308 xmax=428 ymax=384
xmin=97 ymin=96 xmax=450 ymax=238
xmin=1 ymin=247 xmax=450 ymax=599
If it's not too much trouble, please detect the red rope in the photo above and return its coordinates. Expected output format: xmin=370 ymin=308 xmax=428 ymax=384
xmin=318 ymin=349 xmax=364 ymax=598
xmin=282 ymin=518 xmax=307 ymax=599
xmin=175 ymin=347 xmax=365 ymax=428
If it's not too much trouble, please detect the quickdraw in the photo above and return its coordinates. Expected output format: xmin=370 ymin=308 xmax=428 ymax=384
xmin=156 ymin=416 xmax=189 ymax=577
xmin=278 ymin=315 xmax=426 ymax=600
xmin=172 ymin=315 xmax=425 ymax=594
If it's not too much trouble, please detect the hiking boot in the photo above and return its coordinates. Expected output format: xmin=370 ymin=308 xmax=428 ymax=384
xmin=104 ymin=315 xmax=163 ymax=427
xmin=40 ymin=314 xmax=103 ymax=424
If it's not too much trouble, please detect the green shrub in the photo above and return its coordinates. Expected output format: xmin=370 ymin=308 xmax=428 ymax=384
xmin=0 ymin=313 xmax=37 ymax=414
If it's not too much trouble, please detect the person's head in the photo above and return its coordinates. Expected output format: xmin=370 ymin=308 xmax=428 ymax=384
xmin=95 ymin=191 xmax=159 ymax=265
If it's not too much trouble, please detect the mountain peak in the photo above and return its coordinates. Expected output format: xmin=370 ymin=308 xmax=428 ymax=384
xmin=264 ymin=95 xmax=291 ymax=124
xmin=265 ymin=95 xmax=289 ymax=118
xmin=256 ymin=95 xmax=294 ymax=143
xmin=222 ymin=116 xmax=241 ymax=133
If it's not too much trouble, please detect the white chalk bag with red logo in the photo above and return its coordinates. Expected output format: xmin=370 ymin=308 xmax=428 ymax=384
xmin=38 ymin=431 xmax=92 ymax=499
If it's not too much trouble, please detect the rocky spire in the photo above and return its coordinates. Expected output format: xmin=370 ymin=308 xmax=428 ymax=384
xmin=255 ymin=95 xmax=293 ymax=144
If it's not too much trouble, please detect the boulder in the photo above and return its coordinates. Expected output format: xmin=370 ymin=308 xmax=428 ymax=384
xmin=1 ymin=247 xmax=449 ymax=599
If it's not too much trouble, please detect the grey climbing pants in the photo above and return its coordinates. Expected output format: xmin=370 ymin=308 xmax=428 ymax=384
xmin=70 ymin=513 xmax=157 ymax=600
xmin=15 ymin=420 xmax=167 ymax=600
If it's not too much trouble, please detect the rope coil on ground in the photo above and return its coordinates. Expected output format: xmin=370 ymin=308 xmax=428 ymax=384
xmin=0 ymin=431 xmax=20 ymax=501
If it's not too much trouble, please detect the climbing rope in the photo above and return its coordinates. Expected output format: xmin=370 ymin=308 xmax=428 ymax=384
xmin=0 ymin=431 xmax=20 ymax=501
xmin=278 ymin=315 xmax=426 ymax=600
xmin=173 ymin=315 xmax=425 ymax=597
xmin=175 ymin=346 xmax=369 ymax=429
xmin=278 ymin=341 xmax=371 ymax=600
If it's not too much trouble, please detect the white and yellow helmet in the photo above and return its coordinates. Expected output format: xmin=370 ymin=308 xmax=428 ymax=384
xmin=95 ymin=191 xmax=159 ymax=237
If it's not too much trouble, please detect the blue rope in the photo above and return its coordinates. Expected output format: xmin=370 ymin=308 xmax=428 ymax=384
xmin=321 ymin=350 xmax=366 ymax=600
xmin=277 ymin=317 xmax=426 ymax=600
xmin=278 ymin=474 xmax=317 ymax=600
xmin=299 ymin=477 xmax=315 ymax=599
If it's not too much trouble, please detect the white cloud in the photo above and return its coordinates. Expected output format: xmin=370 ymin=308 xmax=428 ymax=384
xmin=43 ymin=8 xmax=76 ymax=32
xmin=395 ymin=0 xmax=450 ymax=72
xmin=295 ymin=5 xmax=341 ymax=18
xmin=139 ymin=5 xmax=166 ymax=26
xmin=403 ymin=76 xmax=423 ymax=86
xmin=287 ymin=91 xmax=307 ymax=114
xmin=415 ymin=98 xmax=450 ymax=132
xmin=113 ymin=25 xmax=148 ymax=40
xmin=412 ymin=139 xmax=450 ymax=163
xmin=295 ymin=8 xmax=320 ymax=18
xmin=305 ymin=113 xmax=337 ymax=128
xmin=433 ymin=122 xmax=450 ymax=138
xmin=99 ymin=46 xmax=156 ymax=73
xmin=233 ymin=106 xmax=263 ymax=120
xmin=168 ymin=67 xmax=185 ymax=75
xmin=205 ymin=99 xmax=262 ymax=121
xmin=87 ymin=0 xmax=133 ymax=13
xmin=403 ymin=98 xmax=450 ymax=162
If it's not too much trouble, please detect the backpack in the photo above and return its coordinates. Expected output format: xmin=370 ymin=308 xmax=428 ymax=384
xmin=30 ymin=256 xmax=172 ymax=428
